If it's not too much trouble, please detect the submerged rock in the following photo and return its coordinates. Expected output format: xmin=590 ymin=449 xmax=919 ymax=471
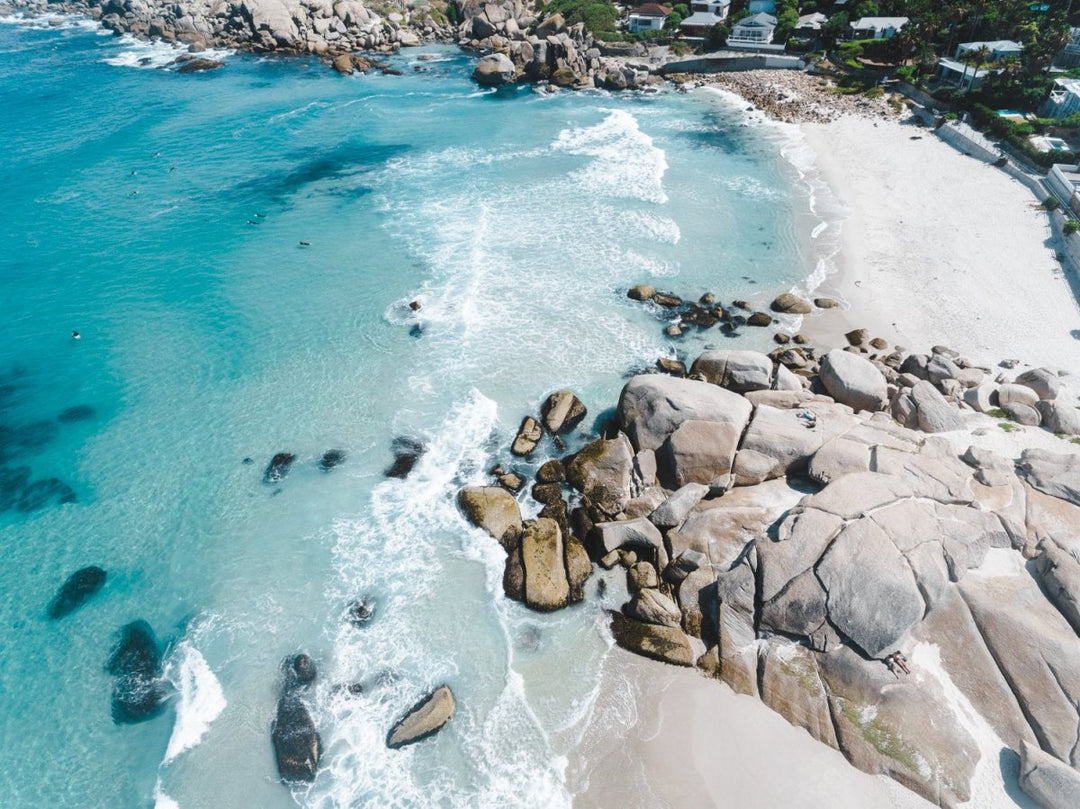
xmin=385 ymin=436 xmax=425 ymax=478
xmin=318 ymin=449 xmax=346 ymax=471
xmin=284 ymin=653 xmax=317 ymax=688
xmin=57 ymin=404 xmax=95 ymax=423
xmin=264 ymin=452 xmax=296 ymax=484
xmin=386 ymin=685 xmax=456 ymax=749
xmin=345 ymin=598 xmax=376 ymax=628
xmin=47 ymin=566 xmax=107 ymax=619
xmin=107 ymin=621 xmax=168 ymax=724
xmin=272 ymin=694 xmax=321 ymax=782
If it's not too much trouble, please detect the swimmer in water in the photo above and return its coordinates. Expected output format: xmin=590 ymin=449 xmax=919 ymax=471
xmin=71 ymin=330 xmax=81 ymax=340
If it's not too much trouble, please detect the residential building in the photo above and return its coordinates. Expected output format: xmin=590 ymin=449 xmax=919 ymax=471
xmin=793 ymin=12 xmax=828 ymax=38
xmin=679 ymin=0 xmax=730 ymax=37
xmin=729 ymin=12 xmax=777 ymax=44
xmin=627 ymin=3 xmax=672 ymax=33
xmin=1042 ymin=77 xmax=1080 ymax=119
xmin=937 ymin=40 xmax=1023 ymax=91
xmin=849 ymin=16 xmax=908 ymax=40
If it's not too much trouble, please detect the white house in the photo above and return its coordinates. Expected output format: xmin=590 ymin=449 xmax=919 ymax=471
xmin=729 ymin=12 xmax=777 ymax=44
xmin=937 ymin=40 xmax=1023 ymax=90
xmin=1042 ymin=77 xmax=1080 ymax=119
xmin=793 ymin=12 xmax=828 ymax=38
xmin=627 ymin=3 xmax=672 ymax=33
xmin=679 ymin=0 xmax=730 ymax=37
xmin=748 ymin=0 xmax=776 ymax=12
xmin=849 ymin=16 xmax=908 ymax=40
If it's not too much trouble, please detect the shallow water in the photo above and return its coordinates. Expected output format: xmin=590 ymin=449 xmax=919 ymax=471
xmin=0 ymin=16 xmax=835 ymax=808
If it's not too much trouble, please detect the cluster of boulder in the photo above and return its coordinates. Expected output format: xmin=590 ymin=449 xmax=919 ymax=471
xmin=625 ymin=285 xmax=840 ymax=342
xmin=5 ymin=0 xmax=661 ymax=90
xmin=458 ymin=344 xmax=1080 ymax=808
xmin=106 ymin=620 xmax=171 ymax=724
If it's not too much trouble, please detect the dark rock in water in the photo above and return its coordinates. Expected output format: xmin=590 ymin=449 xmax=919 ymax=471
xmin=17 ymin=477 xmax=76 ymax=512
xmin=272 ymin=694 xmax=322 ymax=782
xmin=242 ymin=457 xmax=254 ymax=465
xmin=57 ymin=405 xmax=95 ymax=423
xmin=346 ymin=598 xmax=375 ymax=627
xmin=8 ymin=420 xmax=59 ymax=452
xmin=107 ymin=621 xmax=161 ymax=677
xmin=386 ymin=685 xmax=456 ymax=749
xmin=408 ymin=300 xmax=422 ymax=311
xmin=176 ymin=58 xmax=224 ymax=74
xmin=48 ymin=566 xmax=107 ymax=619
xmin=319 ymin=449 xmax=346 ymax=471
xmin=331 ymin=681 xmax=365 ymax=697
xmin=285 ymin=653 xmax=317 ymax=688
xmin=0 ymin=465 xmax=31 ymax=511
xmin=264 ymin=453 xmax=296 ymax=484
xmin=112 ymin=671 xmax=170 ymax=724
xmin=385 ymin=437 xmax=425 ymax=478
xmin=409 ymin=323 xmax=424 ymax=338
xmin=107 ymin=621 xmax=168 ymax=724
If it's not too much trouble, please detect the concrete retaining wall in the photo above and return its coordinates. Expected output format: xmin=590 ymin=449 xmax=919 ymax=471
xmin=659 ymin=54 xmax=806 ymax=74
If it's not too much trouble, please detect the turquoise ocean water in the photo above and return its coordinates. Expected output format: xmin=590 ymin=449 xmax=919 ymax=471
xmin=0 ymin=14 xmax=840 ymax=808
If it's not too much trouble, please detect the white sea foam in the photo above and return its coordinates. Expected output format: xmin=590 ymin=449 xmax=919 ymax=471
xmin=101 ymin=33 xmax=229 ymax=70
xmin=553 ymin=108 xmax=670 ymax=204
xmin=153 ymin=780 xmax=181 ymax=809
xmin=162 ymin=641 xmax=227 ymax=764
xmin=0 ymin=12 xmax=100 ymax=31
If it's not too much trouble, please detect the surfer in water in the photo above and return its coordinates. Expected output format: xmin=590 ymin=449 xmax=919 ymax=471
xmin=71 ymin=330 xmax=81 ymax=340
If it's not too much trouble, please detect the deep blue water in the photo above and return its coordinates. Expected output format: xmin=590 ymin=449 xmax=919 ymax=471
xmin=0 ymin=14 xmax=829 ymax=808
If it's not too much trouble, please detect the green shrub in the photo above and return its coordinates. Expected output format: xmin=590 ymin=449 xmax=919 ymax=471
xmin=865 ymin=85 xmax=884 ymax=99
xmin=999 ymin=422 xmax=1019 ymax=432
xmin=1043 ymin=196 xmax=1061 ymax=210
xmin=1064 ymin=219 xmax=1080 ymax=235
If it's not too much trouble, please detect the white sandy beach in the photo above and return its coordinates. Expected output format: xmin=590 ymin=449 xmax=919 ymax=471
xmin=568 ymin=648 xmax=932 ymax=809
xmin=800 ymin=116 xmax=1080 ymax=373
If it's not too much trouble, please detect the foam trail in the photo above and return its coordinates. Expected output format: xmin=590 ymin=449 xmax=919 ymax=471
xmin=153 ymin=780 xmax=181 ymax=809
xmin=162 ymin=641 xmax=227 ymax=764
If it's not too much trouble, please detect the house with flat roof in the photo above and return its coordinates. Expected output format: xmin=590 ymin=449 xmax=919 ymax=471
xmin=937 ymin=40 xmax=1023 ymax=90
xmin=1055 ymin=27 xmax=1080 ymax=68
xmin=1042 ymin=77 xmax=1080 ymax=119
xmin=729 ymin=12 xmax=777 ymax=44
xmin=849 ymin=16 xmax=908 ymax=40
xmin=679 ymin=0 xmax=730 ymax=37
xmin=627 ymin=3 xmax=672 ymax=33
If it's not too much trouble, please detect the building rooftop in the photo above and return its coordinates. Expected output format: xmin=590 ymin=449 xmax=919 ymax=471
xmin=680 ymin=10 xmax=724 ymax=27
xmin=851 ymin=16 xmax=909 ymax=30
xmin=735 ymin=12 xmax=777 ymax=26
xmin=796 ymin=12 xmax=828 ymax=29
xmin=630 ymin=3 xmax=673 ymax=16
xmin=957 ymin=40 xmax=1023 ymax=53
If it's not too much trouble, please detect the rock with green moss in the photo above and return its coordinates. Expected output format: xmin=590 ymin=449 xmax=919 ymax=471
xmin=521 ymin=518 xmax=569 ymax=612
xmin=566 ymin=434 xmax=634 ymax=517
xmin=457 ymin=487 xmax=522 ymax=551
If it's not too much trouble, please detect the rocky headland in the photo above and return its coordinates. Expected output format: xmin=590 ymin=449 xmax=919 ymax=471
xmin=459 ymin=305 xmax=1080 ymax=808
xmin=3 ymin=0 xmax=664 ymax=89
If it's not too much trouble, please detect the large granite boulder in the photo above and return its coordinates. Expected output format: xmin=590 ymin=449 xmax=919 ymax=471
xmin=815 ymin=518 xmax=925 ymax=658
xmin=731 ymin=402 xmax=857 ymax=486
xmin=624 ymin=588 xmax=683 ymax=627
xmin=609 ymin=611 xmax=694 ymax=666
xmin=818 ymin=350 xmax=887 ymax=412
xmin=1034 ymin=538 xmax=1080 ymax=636
xmin=1017 ymin=450 xmax=1080 ymax=506
xmin=690 ymin=349 xmax=773 ymax=393
xmin=617 ymin=374 xmax=752 ymax=453
xmin=649 ymin=482 xmax=709 ymax=529
xmin=770 ymin=293 xmax=813 ymax=315
xmin=566 ymin=434 xmax=634 ymax=516
xmin=1018 ymin=739 xmax=1080 ymax=809
xmin=540 ymin=389 xmax=587 ymax=434
xmin=520 ymin=518 xmax=570 ymax=612
xmin=457 ymin=487 xmax=522 ymax=550
xmin=1015 ymin=367 xmax=1060 ymax=400
xmin=960 ymin=574 xmax=1080 ymax=766
xmin=656 ymin=418 xmax=743 ymax=490
xmin=909 ymin=380 xmax=965 ymax=433
xmin=386 ymin=686 xmax=455 ymax=749
xmin=592 ymin=516 xmax=664 ymax=558
xmin=272 ymin=694 xmax=321 ymax=782
xmin=1036 ymin=400 xmax=1080 ymax=436
xmin=472 ymin=52 xmax=516 ymax=86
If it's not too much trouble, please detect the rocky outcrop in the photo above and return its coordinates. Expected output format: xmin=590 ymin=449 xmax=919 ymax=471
xmin=457 ymin=486 xmax=522 ymax=549
xmin=386 ymin=685 xmax=455 ymax=749
xmin=47 ymin=565 xmax=106 ymax=619
xmin=519 ymin=517 xmax=570 ymax=611
xmin=690 ymin=349 xmax=773 ymax=393
xmin=540 ymin=389 xmax=587 ymax=435
xmin=272 ymin=694 xmax=321 ymax=782
xmin=107 ymin=621 xmax=169 ymax=724
xmin=818 ymin=349 xmax=887 ymax=412
xmin=472 ymin=52 xmax=516 ymax=86
xmin=609 ymin=610 xmax=695 ymax=666
xmin=1019 ymin=739 xmax=1080 ymax=809
xmin=264 ymin=452 xmax=295 ymax=483
xmin=566 ymin=434 xmax=633 ymax=516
